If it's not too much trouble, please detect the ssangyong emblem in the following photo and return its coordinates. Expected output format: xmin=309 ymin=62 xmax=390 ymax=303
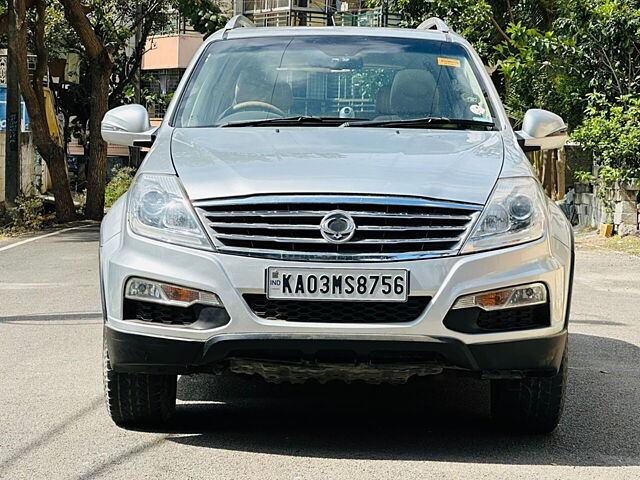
xmin=320 ymin=211 xmax=356 ymax=243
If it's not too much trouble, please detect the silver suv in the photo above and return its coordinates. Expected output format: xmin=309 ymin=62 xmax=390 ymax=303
xmin=100 ymin=16 xmax=573 ymax=433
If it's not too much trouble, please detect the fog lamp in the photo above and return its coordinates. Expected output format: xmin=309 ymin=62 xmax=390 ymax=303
xmin=125 ymin=278 xmax=222 ymax=307
xmin=451 ymin=283 xmax=547 ymax=311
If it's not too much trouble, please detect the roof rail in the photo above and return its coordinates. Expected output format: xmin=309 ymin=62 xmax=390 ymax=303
xmin=224 ymin=15 xmax=255 ymax=31
xmin=416 ymin=17 xmax=450 ymax=34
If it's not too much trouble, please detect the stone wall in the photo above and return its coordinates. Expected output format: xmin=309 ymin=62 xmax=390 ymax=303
xmin=574 ymin=181 xmax=640 ymax=236
xmin=613 ymin=181 xmax=640 ymax=236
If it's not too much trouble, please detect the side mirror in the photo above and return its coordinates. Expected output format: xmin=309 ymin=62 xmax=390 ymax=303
xmin=516 ymin=109 xmax=567 ymax=152
xmin=101 ymin=104 xmax=156 ymax=148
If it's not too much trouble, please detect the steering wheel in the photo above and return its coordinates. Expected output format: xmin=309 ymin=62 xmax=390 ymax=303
xmin=220 ymin=101 xmax=285 ymax=120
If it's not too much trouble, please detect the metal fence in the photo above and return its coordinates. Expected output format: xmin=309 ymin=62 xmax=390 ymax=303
xmin=241 ymin=3 xmax=403 ymax=28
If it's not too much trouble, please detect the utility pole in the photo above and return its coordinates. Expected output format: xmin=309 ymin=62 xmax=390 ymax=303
xmin=129 ymin=2 xmax=142 ymax=168
xmin=4 ymin=0 xmax=21 ymax=207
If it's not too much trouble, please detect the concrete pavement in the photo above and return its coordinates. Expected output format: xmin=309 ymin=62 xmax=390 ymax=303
xmin=0 ymin=225 xmax=638 ymax=479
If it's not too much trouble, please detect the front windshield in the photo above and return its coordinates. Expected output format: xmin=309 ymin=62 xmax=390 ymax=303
xmin=173 ymin=35 xmax=494 ymax=128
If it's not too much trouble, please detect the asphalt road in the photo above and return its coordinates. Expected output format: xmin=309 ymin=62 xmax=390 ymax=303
xmin=0 ymin=225 xmax=638 ymax=479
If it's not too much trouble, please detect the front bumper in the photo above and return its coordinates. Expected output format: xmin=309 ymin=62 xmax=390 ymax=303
xmin=100 ymin=217 xmax=573 ymax=374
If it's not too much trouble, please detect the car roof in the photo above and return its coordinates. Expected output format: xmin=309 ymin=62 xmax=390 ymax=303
xmin=207 ymin=26 xmax=469 ymax=47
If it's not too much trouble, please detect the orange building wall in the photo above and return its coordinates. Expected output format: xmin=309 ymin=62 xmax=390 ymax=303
xmin=142 ymin=34 xmax=204 ymax=71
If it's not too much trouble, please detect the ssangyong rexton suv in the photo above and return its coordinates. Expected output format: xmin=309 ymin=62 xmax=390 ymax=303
xmin=100 ymin=16 xmax=574 ymax=433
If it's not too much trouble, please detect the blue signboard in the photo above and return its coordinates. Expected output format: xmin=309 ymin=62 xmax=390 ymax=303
xmin=0 ymin=85 xmax=30 ymax=131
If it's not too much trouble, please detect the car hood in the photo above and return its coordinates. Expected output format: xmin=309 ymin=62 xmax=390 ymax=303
xmin=171 ymin=127 xmax=504 ymax=205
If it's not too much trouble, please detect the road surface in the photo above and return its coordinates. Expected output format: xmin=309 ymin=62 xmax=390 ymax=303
xmin=1 ymin=225 xmax=638 ymax=479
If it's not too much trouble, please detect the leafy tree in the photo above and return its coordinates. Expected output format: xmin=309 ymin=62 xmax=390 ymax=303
xmin=555 ymin=0 xmax=640 ymax=101
xmin=58 ymin=0 xmax=172 ymax=220
xmin=59 ymin=0 xmax=227 ymax=219
xmin=2 ymin=0 xmax=172 ymax=221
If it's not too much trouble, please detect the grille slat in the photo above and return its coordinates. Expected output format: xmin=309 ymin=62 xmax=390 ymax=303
xmin=358 ymin=225 xmax=468 ymax=232
xmin=215 ymin=233 xmax=463 ymax=244
xmin=209 ymin=222 xmax=320 ymax=230
xmin=195 ymin=195 xmax=480 ymax=261
xmin=208 ymin=223 xmax=468 ymax=232
xmin=205 ymin=211 xmax=473 ymax=221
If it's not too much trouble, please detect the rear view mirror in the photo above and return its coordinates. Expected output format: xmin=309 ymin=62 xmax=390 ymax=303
xmin=101 ymin=104 xmax=156 ymax=148
xmin=516 ymin=109 xmax=567 ymax=152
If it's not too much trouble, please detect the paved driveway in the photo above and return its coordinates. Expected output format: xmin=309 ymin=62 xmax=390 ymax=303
xmin=0 ymin=225 xmax=638 ymax=479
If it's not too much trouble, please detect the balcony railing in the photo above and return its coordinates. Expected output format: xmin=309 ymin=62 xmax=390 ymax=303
xmin=243 ymin=0 xmax=328 ymax=13
xmin=152 ymin=12 xmax=197 ymax=36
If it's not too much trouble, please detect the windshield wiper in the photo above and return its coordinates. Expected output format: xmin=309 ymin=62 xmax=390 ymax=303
xmin=220 ymin=116 xmax=369 ymax=128
xmin=343 ymin=116 xmax=495 ymax=130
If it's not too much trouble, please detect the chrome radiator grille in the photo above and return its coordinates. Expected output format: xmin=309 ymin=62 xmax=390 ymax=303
xmin=193 ymin=195 xmax=481 ymax=261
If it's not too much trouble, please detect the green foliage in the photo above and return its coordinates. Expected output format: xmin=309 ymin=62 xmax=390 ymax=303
xmin=105 ymin=167 xmax=135 ymax=209
xmin=175 ymin=0 xmax=227 ymax=38
xmin=574 ymin=171 xmax=595 ymax=184
xmin=2 ymin=195 xmax=47 ymax=234
xmin=571 ymin=94 xmax=640 ymax=216
xmin=555 ymin=0 xmax=640 ymax=101
xmin=572 ymin=95 xmax=640 ymax=175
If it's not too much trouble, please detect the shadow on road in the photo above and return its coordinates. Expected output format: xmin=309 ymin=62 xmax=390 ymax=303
xmin=154 ymin=333 xmax=639 ymax=467
xmin=53 ymin=226 xmax=100 ymax=244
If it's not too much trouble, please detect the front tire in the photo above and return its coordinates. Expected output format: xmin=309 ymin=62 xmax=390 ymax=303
xmin=103 ymin=341 xmax=177 ymax=427
xmin=490 ymin=345 xmax=567 ymax=433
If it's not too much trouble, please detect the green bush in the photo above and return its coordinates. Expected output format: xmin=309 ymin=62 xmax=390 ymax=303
xmin=2 ymin=195 xmax=46 ymax=233
xmin=573 ymin=171 xmax=595 ymax=184
xmin=105 ymin=167 xmax=135 ymax=209
xmin=572 ymin=94 xmax=640 ymax=180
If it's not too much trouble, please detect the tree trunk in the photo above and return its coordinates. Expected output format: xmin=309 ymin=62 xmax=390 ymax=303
xmin=43 ymin=144 xmax=76 ymax=222
xmin=543 ymin=149 xmax=555 ymax=198
xmin=84 ymin=54 xmax=112 ymax=220
xmin=60 ymin=0 xmax=115 ymax=221
xmin=12 ymin=0 xmax=75 ymax=222
xmin=557 ymin=147 xmax=567 ymax=200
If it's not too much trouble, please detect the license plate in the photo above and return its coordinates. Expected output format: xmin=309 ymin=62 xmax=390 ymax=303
xmin=266 ymin=267 xmax=409 ymax=302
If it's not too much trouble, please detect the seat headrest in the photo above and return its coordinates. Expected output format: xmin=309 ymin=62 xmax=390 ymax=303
xmin=375 ymin=85 xmax=392 ymax=115
xmin=390 ymin=69 xmax=438 ymax=116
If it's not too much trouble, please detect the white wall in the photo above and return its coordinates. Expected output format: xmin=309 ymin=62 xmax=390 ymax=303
xmin=0 ymin=131 xmax=41 ymax=203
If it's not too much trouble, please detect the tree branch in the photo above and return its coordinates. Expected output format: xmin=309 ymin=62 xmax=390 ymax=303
xmin=0 ymin=0 xmax=34 ymax=35
xmin=506 ymin=0 xmax=515 ymax=24
xmin=57 ymin=0 xmax=107 ymax=61
xmin=586 ymin=30 xmax=624 ymax=97
xmin=490 ymin=15 xmax=511 ymax=43
xmin=109 ymin=4 xmax=166 ymax=106
xmin=32 ymin=0 xmax=48 ymax=113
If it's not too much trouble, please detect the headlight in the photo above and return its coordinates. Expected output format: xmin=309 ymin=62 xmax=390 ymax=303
xmin=461 ymin=177 xmax=546 ymax=253
xmin=127 ymin=173 xmax=212 ymax=249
